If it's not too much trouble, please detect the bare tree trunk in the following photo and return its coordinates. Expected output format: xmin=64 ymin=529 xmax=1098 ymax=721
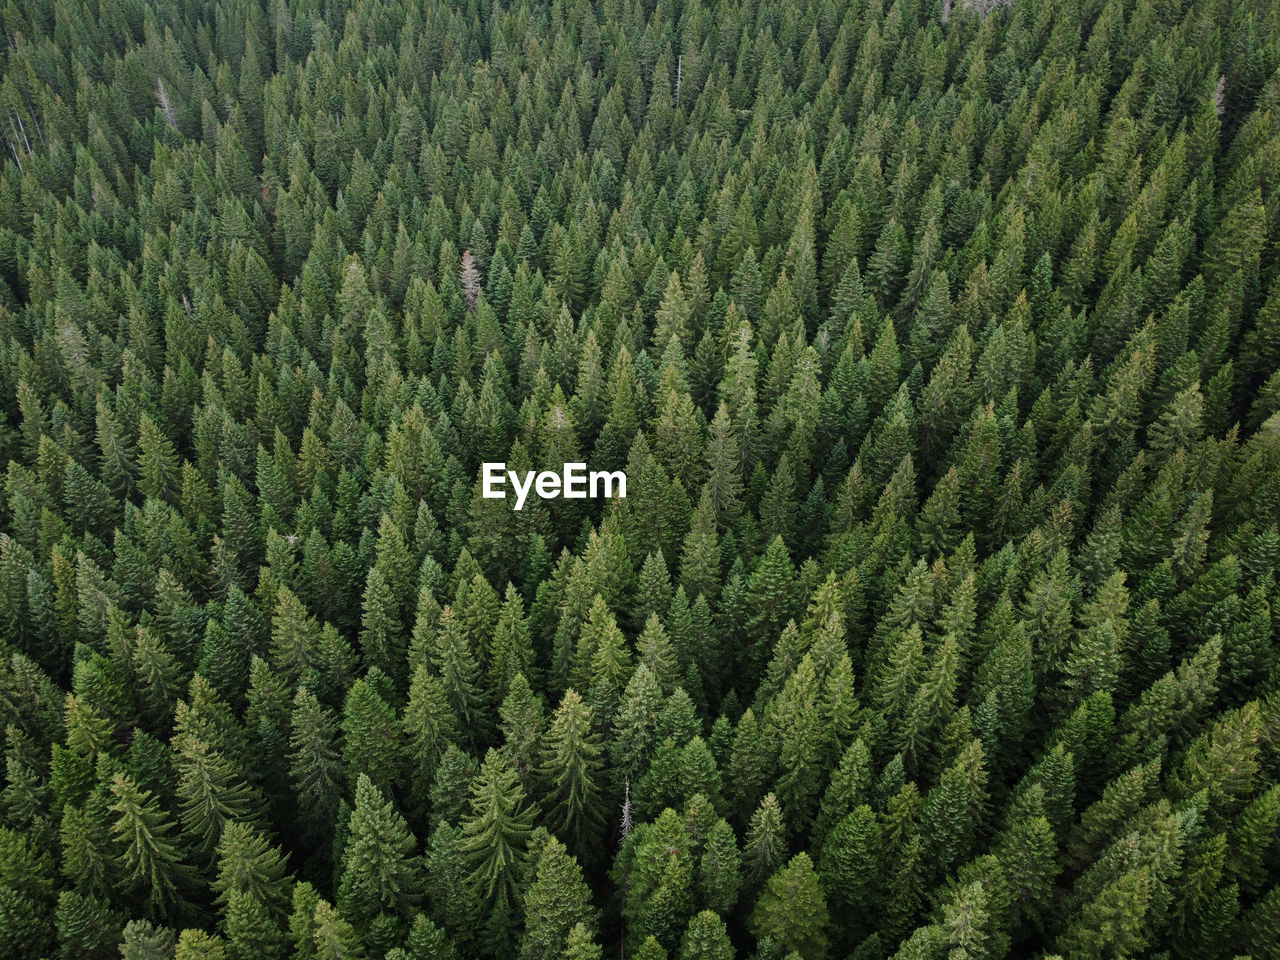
xmin=4 ymin=132 xmax=21 ymax=169
xmin=14 ymin=113 xmax=30 ymax=153
xmin=6 ymin=117 xmax=24 ymax=168
xmin=460 ymin=249 xmax=482 ymax=312
xmin=157 ymin=79 xmax=179 ymax=128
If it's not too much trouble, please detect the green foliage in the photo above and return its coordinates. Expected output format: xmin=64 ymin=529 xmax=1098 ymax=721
xmin=0 ymin=0 xmax=1278 ymax=958
xmin=461 ymin=749 xmax=535 ymax=916
xmin=337 ymin=775 xmax=422 ymax=923
xmin=519 ymin=836 xmax=596 ymax=960
xmin=539 ymin=689 xmax=604 ymax=854
xmin=750 ymin=852 xmax=830 ymax=960
xmin=108 ymin=773 xmax=189 ymax=917
xmin=678 ymin=910 xmax=734 ymax=960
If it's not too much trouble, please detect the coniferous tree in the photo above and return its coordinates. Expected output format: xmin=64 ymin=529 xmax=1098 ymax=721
xmin=341 ymin=676 xmax=403 ymax=796
xmin=519 ymin=836 xmax=596 ymax=960
xmin=461 ymin=749 xmax=536 ymax=921
xmin=750 ymin=852 xmax=829 ymax=960
xmin=337 ymin=775 xmax=422 ymax=923
xmin=744 ymin=794 xmax=787 ymax=890
xmin=539 ymin=689 xmax=604 ymax=854
xmin=108 ymin=774 xmax=189 ymax=917
xmin=677 ymin=911 xmax=733 ymax=960
xmin=213 ymin=822 xmax=291 ymax=920
xmin=288 ymin=689 xmax=345 ymax=840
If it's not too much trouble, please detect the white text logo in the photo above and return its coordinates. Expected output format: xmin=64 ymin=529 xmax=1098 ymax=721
xmin=481 ymin=463 xmax=627 ymax=510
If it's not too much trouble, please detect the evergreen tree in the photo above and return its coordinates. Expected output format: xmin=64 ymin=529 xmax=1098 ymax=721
xmin=461 ymin=749 xmax=536 ymax=917
xmin=1057 ymin=868 xmax=1153 ymax=960
xmin=404 ymin=665 xmax=460 ymax=809
xmin=337 ymin=775 xmax=422 ymax=922
xmin=744 ymin=794 xmax=787 ymax=889
xmin=311 ymin=899 xmax=367 ymax=960
xmin=540 ymin=689 xmax=604 ymax=853
xmin=174 ymin=928 xmax=228 ymax=960
xmin=519 ymin=836 xmax=596 ymax=960
xmin=678 ymin=911 xmax=734 ymax=960
xmin=108 ymin=773 xmax=189 ymax=916
xmin=174 ymin=735 xmax=265 ymax=853
xmin=698 ymin=817 xmax=741 ymax=916
xmin=341 ymin=676 xmax=404 ymax=796
xmin=288 ymin=688 xmax=345 ymax=839
xmin=820 ymin=805 xmax=883 ymax=918
xmin=750 ymin=852 xmax=829 ymax=960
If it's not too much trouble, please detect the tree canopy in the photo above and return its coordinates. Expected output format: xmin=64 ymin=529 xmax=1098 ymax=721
xmin=1 ymin=0 xmax=1279 ymax=956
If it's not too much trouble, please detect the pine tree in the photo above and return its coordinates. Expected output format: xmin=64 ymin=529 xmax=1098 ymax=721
xmin=995 ymin=807 xmax=1060 ymax=924
xmin=519 ymin=836 xmax=597 ymax=960
xmin=428 ymin=608 xmax=490 ymax=747
xmin=677 ymin=911 xmax=734 ymax=960
xmin=698 ymin=817 xmax=741 ymax=916
xmin=540 ymin=689 xmax=604 ymax=852
xmin=612 ymin=664 xmax=665 ymax=786
xmin=174 ymin=928 xmax=229 ymax=960
xmin=637 ymin=614 xmax=680 ymax=694
xmin=174 ymin=735 xmax=266 ymax=853
xmin=744 ymin=793 xmax=787 ymax=889
xmin=460 ymin=251 xmax=483 ymax=313
xmin=288 ymin=688 xmax=345 ymax=839
xmin=461 ymin=749 xmax=536 ymax=915
xmin=404 ymin=665 xmax=459 ymax=809
xmin=120 ymin=920 xmax=175 ymax=960
xmin=0 ymin=825 xmax=56 ymax=957
xmin=225 ymin=888 xmax=288 ymax=960
xmin=679 ymin=494 xmax=721 ymax=606
xmin=921 ymin=740 xmax=988 ymax=884
xmin=562 ymin=922 xmax=604 ymax=960
xmin=616 ymin=807 xmax=696 ymax=953
xmin=770 ymin=654 xmax=826 ymax=830
xmin=337 ymin=775 xmax=422 ymax=922
xmin=1228 ymin=784 xmax=1280 ymax=896
xmin=498 ymin=673 xmax=545 ymax=791
xmin=820 ymin=805 xmax=882 ymax=917
xmin=491 ymin=585 xmax=536 ymax=700
xmin=108 ymin=773 xmax=189 ymax=916
xmin=341 ymin=676 xmax=404 ymax=796
xmin=95 ymin=398 xmax=139 ymax=499
xmin=137 ymin=415 xmax=181 ymax=503
xmin=402 ymin=913 xmax=460 ymax=960
xmin=213 ymin=821 xmax=291 ymax=920
xmin=270 ymin=586 xmax=323 ymax=686
xmin=654 ymin=271 xmax=692 ymax=356
xmin=635 ymin=552 xmax=675 ymax=630
xmin=311 ymin=899 xmax=367 ymax=960
xmin=750 ymin=852 xmax=829 ymax=960
xmin=359 ymin=566 xmax=403 ymax=683
xmin=1057 ymin=867 xmax=1153 ymax=960
xmin=745 ymin=537 xmax=800 ymax=673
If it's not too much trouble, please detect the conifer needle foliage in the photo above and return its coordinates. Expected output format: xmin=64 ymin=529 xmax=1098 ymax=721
xmin=1 ymin=0 xmax=1279 ymax=957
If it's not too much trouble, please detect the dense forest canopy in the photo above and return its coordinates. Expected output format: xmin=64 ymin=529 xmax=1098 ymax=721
xmin=1 ymin=0 xmax=1279 ymax=957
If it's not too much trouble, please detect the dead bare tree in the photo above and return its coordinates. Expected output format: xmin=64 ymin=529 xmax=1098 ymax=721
xmin=156 ymin=79 xmax=179 ymax=129
xmin=460 ymin=249 xmax=482 ymax=312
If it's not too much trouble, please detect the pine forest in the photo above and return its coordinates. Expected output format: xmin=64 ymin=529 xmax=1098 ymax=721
xmin=1 ymin=0 xmax=1280 ymax=958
